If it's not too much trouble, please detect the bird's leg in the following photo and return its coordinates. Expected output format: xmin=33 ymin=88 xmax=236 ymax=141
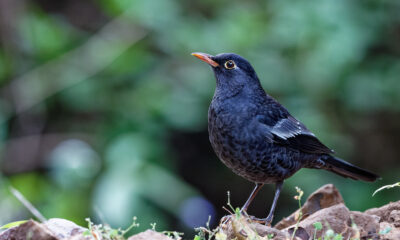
xmin=221 ymin=183 xmax=264 ymax=225
xmin=263 ymin=181 xmax=284 ymax=225
xmin=240 ymin=183 xmax=264 ymax=214
xmin=242 ymin=181 xmax=284 ymax=224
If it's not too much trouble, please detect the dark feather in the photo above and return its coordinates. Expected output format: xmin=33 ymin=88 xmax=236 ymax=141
xmin=323 ymin=155 xmax=380 ymax=182
xmin=263 ymin=116 xmax=334 ymax=155
xmin=273 ymin=134 xmax=334 ymax=155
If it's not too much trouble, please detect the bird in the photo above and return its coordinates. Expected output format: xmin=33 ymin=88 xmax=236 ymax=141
xmin=191 ymin=52 xmax=380 ymax=225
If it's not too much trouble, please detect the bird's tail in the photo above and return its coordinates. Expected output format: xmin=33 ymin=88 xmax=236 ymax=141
xmin=322 ymin=155 xmax=380 ymax=182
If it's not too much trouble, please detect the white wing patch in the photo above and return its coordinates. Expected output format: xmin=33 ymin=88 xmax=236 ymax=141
xmin=271 ymin=116 xmax=315 ymax=140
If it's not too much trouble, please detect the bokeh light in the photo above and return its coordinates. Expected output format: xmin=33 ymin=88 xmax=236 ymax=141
xmin=0 ymin=0 xmax=399 ymax=237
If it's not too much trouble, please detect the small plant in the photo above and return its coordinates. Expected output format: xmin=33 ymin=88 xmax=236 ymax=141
xmin=290 ymin=186 xmax=304 ymax=240
xmin=150 ymin=222 xmax=157 ymax=231
xmin=267 ymin=233 xmax=274 ymax=239
xmin=194 ymin=215 xmax=218 ymax=240
xmin=373 ymin=182 xmax=400 ymax=196
xmin=324 ymin=229 xmax=343 ymax=240
xmin=83 ymin=216 xmax=140 ymax=240
xmin=313 ymin=222 xmax=323 ymax=239
xmin=349 ymin=217 xmax=360 ymax=240
xmin=226 ymin=191 xmax=241 ymax=219
xmin=162 ymin=230 xmax=184 ymax=240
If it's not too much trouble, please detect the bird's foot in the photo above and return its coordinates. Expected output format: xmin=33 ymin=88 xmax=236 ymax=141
xmin=256 ymin=215 xmax=273 ymax=226
xmin=248 ymin=216 xmax=268 ymax=224
xmin=220 ymin=210 xmax=273 ymax=226
xmin=220 ymin=214 xmax=236 ymax=225
xmin=220 ymin=209 xmax=251 ymax=225
xmin=238 ymin=210 xmax=273 ymax=226
xmin=243 ymin=216 xmax=272 ymax=226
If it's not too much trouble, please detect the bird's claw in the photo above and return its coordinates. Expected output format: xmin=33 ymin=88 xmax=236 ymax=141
xmin=219 ymin=214 xmax=234 ymax=225
xmin=240 ymin=210 xmax=273 ymax=226
xmin=219 ymin=210 xmax=251 ymax=225
xmin=245 ymin=216 xmax=272 ymax=226
xmin=220 ymin=210 xmax=273 ymax=227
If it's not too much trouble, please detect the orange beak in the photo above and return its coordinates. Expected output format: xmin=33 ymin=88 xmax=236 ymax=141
xmin=191 ymin=52 xmax=219 ymax=67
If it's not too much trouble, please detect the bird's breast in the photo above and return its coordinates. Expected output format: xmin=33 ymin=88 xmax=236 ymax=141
xmin=207 ymin=100 xmax=303 ymax=183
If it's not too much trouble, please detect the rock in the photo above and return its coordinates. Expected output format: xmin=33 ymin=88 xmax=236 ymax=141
xmin=251 ymin=223 xmax=293 ymax=240
xmin=0 ymin=220 xmax=58 ymax=240
xmin=379 ymin=222 xmax=400 ymax=240
xmin=217 ymin=202 xmax=382 ymax=240
xmin=287 ymin=226 xmax=309 ymax=240
xmin=365 ymin=200 xmax=400 ymax=223
xmin=1 ymin=184 xmax=399 ymax=240
xmin=283 ymin=203 xmax=380 ymax=239
xmin=349 ymin=211 xmax=380 ymax=239
xmin=0 ymin=219 xmax=89 ymax=240
xmin=128 ymin=230 xmax=173 ymax=240
xmin=219 ymin=215 xmax=295 ymax=240
xmin=285 ymin=204 xmax=351 ymax=239
xmin=389 ymin=210 xmax=400 ymax=227
xmin=275 ymin=184 xmax=344 ymax=230
xmin=44 ymin=218 xmax=87 ymax=239
xmin=65 ymin=235 xmax=92 ymax=240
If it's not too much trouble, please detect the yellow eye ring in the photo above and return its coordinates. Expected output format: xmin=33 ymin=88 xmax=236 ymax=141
xmin=224 ymin=60 xmax=236 ymax=69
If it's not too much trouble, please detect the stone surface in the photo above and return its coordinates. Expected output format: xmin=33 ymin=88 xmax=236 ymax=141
xmin=365 ymin=200 xmax=400 ymax=222
xmin=65 ymin=235 xmax=92 ymax=240
xmin=44 ymin=218 xmax=87 ymax=239
xmin=286 ymin=203 xmax=351 ymax=239
xmin=379 ymin=222 xmax=400 ymax=240
xmin=389 ymin=210 xmax=400 ymax=227
xmin=275 ymin=184 xmax=344 ymax=230
xmin=128 ymin=230 xmax=173 ymax=240
xmin=0 ymin=219 xmax=89 ymax=240
xmin=282 ymin=204 xmax=380 ymax=240
xmin=0 ymin=220 xmax=57 ymax=240
xmin=350 ymin=211 xmax=380 ymax=239
xmin=220 ymin=215 xmax=295 ymax=240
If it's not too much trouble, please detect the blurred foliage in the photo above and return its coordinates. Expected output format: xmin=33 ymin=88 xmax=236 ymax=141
xmin=0 ymin=0 xmax=400 ymax=236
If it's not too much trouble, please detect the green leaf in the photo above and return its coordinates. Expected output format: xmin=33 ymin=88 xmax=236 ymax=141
xmin=313 ymin=222 xmax=323 ymax=230
xmin=82 ymin=230 xmax=92 ymax=236
xmin=0 ymin=220 xmax=28 ymax=230
xmin=235 ymin=207 xmax=241 ymax=219
xmin=109 ymin=229 xmax=119 ymax=237
xmin=333 ymin=234 xmax=343 ymax=240
xmin=379 ymin=226 xmax=392 ymax=235
xmin=267 ymin=233 xmax=275 ymax=239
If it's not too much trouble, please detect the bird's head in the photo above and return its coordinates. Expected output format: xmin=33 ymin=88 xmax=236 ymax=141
xmin=191 ymin=52 xmax=262 ymax=96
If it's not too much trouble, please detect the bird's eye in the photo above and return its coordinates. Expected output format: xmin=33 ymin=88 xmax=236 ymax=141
xmin=224 ymin=60 xmax=236 ymax=70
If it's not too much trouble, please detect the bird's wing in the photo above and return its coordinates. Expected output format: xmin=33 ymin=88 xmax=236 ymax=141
xmin=270 ymin=116 xmax=314 ymax=139
xmin=263 ymin=115 xmax=334 ymax=155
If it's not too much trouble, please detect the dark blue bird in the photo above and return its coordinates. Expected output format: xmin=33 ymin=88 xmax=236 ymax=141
xmin=192 ymin=52 xmax=379 ymax=225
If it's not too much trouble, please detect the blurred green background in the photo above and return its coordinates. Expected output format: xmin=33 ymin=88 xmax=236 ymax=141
xmin=0 ymin=0 xmax=399 ymax=236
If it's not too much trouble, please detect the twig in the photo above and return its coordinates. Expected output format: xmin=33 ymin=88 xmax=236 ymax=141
xmin=373 ymin=182 xmax=400 ymax=196
xmin=222 ymin=206 xmax=234 ymax=215
xmin=9 ymin=186 xmax=47 ymax=222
